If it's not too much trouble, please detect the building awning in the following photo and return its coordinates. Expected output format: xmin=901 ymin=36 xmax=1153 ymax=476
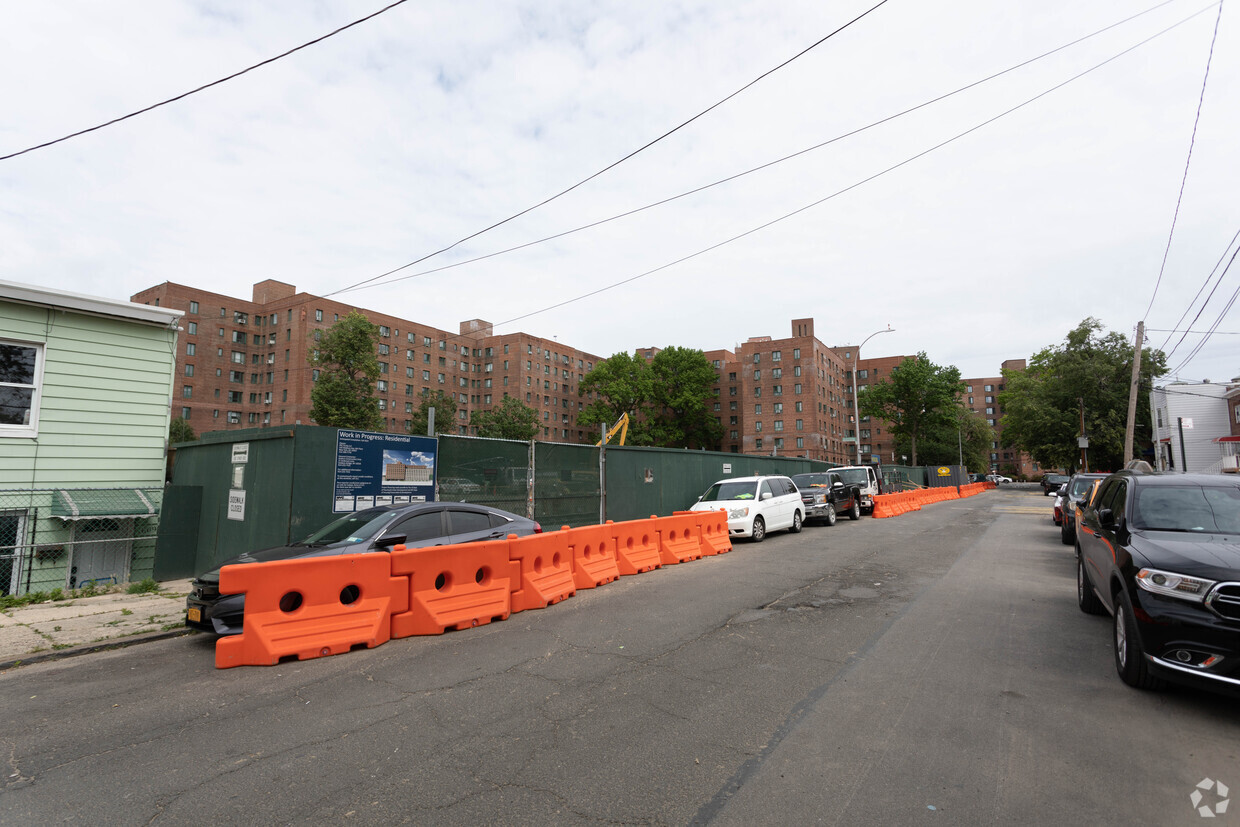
xmin=51 ymin=489 xmax=156 ymax=520
xmin=1214 ymin=435 xmax=1240 ymax=443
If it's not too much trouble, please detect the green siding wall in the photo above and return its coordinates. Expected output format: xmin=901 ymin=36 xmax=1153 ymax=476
xmin=0 ymin=300 xmax=177 ymax=488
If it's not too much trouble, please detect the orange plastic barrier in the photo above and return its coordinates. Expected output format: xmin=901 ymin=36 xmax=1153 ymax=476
xmin=508 ymin=530 xmax=576 ymax=612
xmin=652 ymin=513 xmax=704 ymax=564
xmin=566 ymin=523 xmax=621 ymax=589
xmin=609 ymin=519 xmax=663 ymax=575
xmin=389 ymin=540 xmax=520 ymax=637
xmin=215 ymin=553 xmax=408 ymax=669
xmin=697 ymin=509 xmax=733 ymax=556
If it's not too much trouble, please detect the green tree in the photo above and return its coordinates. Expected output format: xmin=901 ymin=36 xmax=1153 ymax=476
xmin=645 ymin=346 xmax=724 ymax=449
xmin=409 ymin=389 xmax=458 ymax=436
xmin=308 ymin=311 xmax=384 ymax=430
xmin=899 ymin=405 xmax=994 ymax=473
xmin=998 ymin=318 xmax=1166 ymax=472
xmin=858 ymin=353 xmax=965 ymax=466
xmin=578 ymin=351 xmax=655 ymax=444
xmin=169 ymin=416 xmax=195 ymax=443
xmin=471 ymin=395 xmax=539 ymax=440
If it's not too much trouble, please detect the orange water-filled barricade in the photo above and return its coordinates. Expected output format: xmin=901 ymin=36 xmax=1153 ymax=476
xmin=696 ymin=509 xmax=732 ymax=556
xmin=653 ymin=513 xmax=704 ymax=564
xmin=566 ymin=523 xmax=621 ymax=589
xmin=215 ymin=552 xmax=409 ymax=669
xmin=608 ymin=519 xmax=663 ymax=575
xmin=389 ymin=540 xmax=520 ymax=637
xmin=508 ymin=530 xmax=577 ymax=612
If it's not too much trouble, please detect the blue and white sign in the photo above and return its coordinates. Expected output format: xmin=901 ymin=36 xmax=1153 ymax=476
xmin=333 ymin=429 xmax=438 ymax=512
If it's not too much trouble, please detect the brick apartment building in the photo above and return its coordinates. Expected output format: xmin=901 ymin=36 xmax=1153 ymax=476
xmin=132 ymin=280 xmax=603 ymax=441
xmin=961 ymin=359 xmax=1039 ymax=477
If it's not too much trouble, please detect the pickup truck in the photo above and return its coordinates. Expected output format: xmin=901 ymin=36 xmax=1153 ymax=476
xmin=829 ymin=465 xmax=882 ymax=514
xmin=791 ymin=471 xmax=862 ymax=525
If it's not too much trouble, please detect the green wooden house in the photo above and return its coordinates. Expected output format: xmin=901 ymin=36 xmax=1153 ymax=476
xmin=0 ymin=280 xmax=181 ymax=594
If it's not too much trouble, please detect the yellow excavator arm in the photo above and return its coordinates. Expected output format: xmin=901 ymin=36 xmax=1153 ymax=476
xmin=596 ymin=412 xmax=629 ymax=446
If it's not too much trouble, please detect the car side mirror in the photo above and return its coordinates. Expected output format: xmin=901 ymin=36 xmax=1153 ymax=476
xmin=832 ymin=481 xmax=844 ymax=489
xmin=375 ymin=533 xmax=407 ymax=549
xmin=761 ymin=491 xmax=773 ymax=501
xmin=1097 ymin=508 xmax=1114 ymax=527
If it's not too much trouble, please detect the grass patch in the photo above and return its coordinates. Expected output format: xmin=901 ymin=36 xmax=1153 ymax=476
xmin=121 ymin=608 xmax=133 ymax=616
xmin=126 ymin=578 xmax=160 ymax=595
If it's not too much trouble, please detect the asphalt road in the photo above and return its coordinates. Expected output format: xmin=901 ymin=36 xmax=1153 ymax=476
xmin=1 ymin=486 xmax=1237 ymax=825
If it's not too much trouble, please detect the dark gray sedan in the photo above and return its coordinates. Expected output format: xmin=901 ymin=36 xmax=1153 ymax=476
xmin=186 ymin=502 xmax=541 ymax=635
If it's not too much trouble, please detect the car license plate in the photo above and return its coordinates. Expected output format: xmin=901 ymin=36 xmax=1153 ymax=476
xmin=187 ymin=607 xmax=201 ymax=623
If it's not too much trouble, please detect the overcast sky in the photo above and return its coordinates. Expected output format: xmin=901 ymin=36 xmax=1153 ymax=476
xmin=3 ymin=0 xmax=1237 ymax=384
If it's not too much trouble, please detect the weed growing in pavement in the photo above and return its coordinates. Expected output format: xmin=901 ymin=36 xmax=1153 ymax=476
xmin=0 ymin=584 xmax=130 ymax=611
xmin=53 ymin=626 xmax=61 ymax=632
xmin=51 ymin=643 xmax=72 ymax=651
xmin=126 ymin=578 xmax=160 ymax=595
xmin=121 ymin=608 xmax=133 ymax=616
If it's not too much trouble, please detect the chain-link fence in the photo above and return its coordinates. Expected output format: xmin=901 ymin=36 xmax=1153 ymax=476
xmin=0 ymin=488 xmax=162 ymax=596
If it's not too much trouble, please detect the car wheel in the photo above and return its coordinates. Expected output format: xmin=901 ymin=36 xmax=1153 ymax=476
xmin=790 ymin=511 xmax=803 ymax=533
xmin=824 ymin=504 xmax=837 ymax=526
xmin=1060 ymin=520 xmax=1073 ymax=546
xmin=750 ymin=516 xmax=766 ymax=543
xmin=1077 ymin=554 xmax=1105 ymax=616
xmin=1114 ymin=590 xmax=1165 ymax=690
xmin=849 ymin=499 xmax=861 ymax=520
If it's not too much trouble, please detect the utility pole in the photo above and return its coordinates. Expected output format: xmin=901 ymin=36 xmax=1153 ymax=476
xmin=1123 ymin=320 xmax=1144 ymax=464
xmin=1079 ymin=398 xmax=1087 ymax=472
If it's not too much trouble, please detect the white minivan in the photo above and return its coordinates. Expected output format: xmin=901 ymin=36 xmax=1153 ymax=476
xmin=689 ymin=475 xmax=804 ymax=542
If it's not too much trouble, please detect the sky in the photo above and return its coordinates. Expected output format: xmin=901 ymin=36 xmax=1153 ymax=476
xmin=3 ymin=0 xmax=1238 ymax=384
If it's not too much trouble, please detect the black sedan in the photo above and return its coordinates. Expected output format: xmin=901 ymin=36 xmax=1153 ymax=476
xmin=1076 ymin=470 xmax=1240 ymax=694
xmin=186 ymin=502 xmax=541 ymax=635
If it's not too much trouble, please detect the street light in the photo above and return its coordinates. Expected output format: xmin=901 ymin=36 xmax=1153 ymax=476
xmin=851 ymin=326 xmax=894 ymax=466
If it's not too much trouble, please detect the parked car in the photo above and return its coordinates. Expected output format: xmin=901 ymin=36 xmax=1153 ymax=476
xmin=831 ymin=465 xmax=882 ymax=513
xmin=1059 ymin=472 xmax=1109 ymax=545
xmin=1040 ymin=473 xmax=1070 ymax=494
xmin=987 ymin=473 xmax=1013 ymax=485
xmin=689 ymin=475 xmax=803 ymax=542
xmin=1076 ymin=470 xmax=1240 ymax=693
xmin=791 ymin=471 xmax=862 ymax=525
xmin=1052 ymin=484 xmax=1067 ymax=525
xmin=186 ymin=502 xmax=542 ymax=635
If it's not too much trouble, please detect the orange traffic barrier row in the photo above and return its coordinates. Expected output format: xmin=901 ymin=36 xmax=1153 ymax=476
xmin=215 ymin=509 xmax=730 ymax=668
xmin=869 ymin=483 xmax=990 ymax=520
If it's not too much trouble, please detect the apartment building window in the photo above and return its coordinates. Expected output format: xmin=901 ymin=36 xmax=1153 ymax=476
xmin=755 ymin=421 xmax=763 ymax=432
xmin=378 ymin=380 xmax=388 ymax=392
xmin=774 ymin=420 xmax=784 ymax=431
xmin=189 ymin=301 xmax=199 ymax=314
xmin=181 ymin=406 xmax=192 ymax=419
xmin=228 ymin=391 xmax=242 ymax=403
xmin=753 ymin=353 xmax=761 ymax=364
xmin=796 ymin=437 xmax=804 ymax=448
xmin=793 ymin=365 xmax=801 ymax=377
xmin=186 ymin=343 xmax=196 ymax=356
xmin=181 ymin=385 xmax=192 ymax=399
xmin=794 ymin=384 xmax=802 ymax=394
xmin=730 ymin=416 xmax=738 ymax=425
xmin=227 ymin=411 xmax=240 ymax=424
xmin=773 ymin=385 xmax=782 ymax=395
xmin=233 ymin=312 xmax=248 ymax=325
xmin=984 ymin=385 xmax=993 ymax=392
xmin=796 ymin=419 xmax=803 ymax=431
xmin=187 ymin=322 xmax=197 ymax=335
xmin=249 ymin=393 xmax=258 ymax=404
xmin=315 ymin=309 xmax=323 ymax=322
xmin=986 ymin=407 xmax=994 ymax=415
xmin=772 ymin=368 xmax=782 ymax=379
xmin=754 ymin=403 xmax=762 ymax=414
xmin=312 ymin=369 xmax=320 ymax=381
xmin=379 ymin=326 xmax=390 ymax=337
xmin=985 ymin=395 xmax=994 ymax=403
xmin=793 ymin=348 xmax=800 ymax=359
xmin=755 ymin=438 xmax=763 ymax=449
xmin=378 ymin=344 xmax=389 ymax=355
xmin=231 ymin=351 xmax=244 ymax=364
xmin=438 ymin=373 xmax=445 ymax=383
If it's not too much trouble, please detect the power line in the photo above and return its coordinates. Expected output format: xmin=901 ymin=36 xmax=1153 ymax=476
xmin=1159 ymin=226 xmax=1240 ymax=360
xmin=331 ymin=0 xmax=1191 ymax=297
xmin=1142 ymin=0 xmax=1225 ymax=320
xmin=0 ymin=0 xmax=413 ymax=162
xmin=1168 ymin=246 xmax=1240 ymax=376
xmin=324 ymin=0 xmax=893 ymax=297
xmin=492 ymin=6 xmax=1214 ymax=330
xmin=1148 ymin=328 xmax=1240 ymax=334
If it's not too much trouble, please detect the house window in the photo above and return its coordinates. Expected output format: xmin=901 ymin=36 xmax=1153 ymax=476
xmin=189 ymin=301 xmax=199 ymax=314
xmin=0 ymin=340 xmax=42 ymax=436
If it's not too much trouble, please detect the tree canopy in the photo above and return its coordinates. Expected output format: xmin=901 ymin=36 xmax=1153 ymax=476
xmin=471 ymin=395 xmax=539 ymax=441
xmin=578 ymin=347 xmax=722 ymax=448
xmin=169 ymin=416 xmax=195 ymax=444
xmin=998 ymin=318 xmax=1165 ymax=473
xmin=408 ymin=389 xmax=459 ymax=436
xmin=895 ymin=406 xmax=995 ymax=473
xmin=309 ymin=311 xmax=383 ymax=430
xmin=857 ymin=353 xmax=965 ymax=466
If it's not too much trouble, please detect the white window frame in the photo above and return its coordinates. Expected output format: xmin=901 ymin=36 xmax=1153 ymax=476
xmin=0 ymin=338 xmax=44 ymax=438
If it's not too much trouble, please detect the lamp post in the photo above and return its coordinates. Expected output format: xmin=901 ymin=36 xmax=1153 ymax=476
xmin=851 ymin=326 xmax=894 ymax=465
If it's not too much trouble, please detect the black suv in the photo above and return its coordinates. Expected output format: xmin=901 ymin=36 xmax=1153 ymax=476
xmin=1041 ymin=473 xmax=1070 ymax=495
xmin=1076 ymin=470 xmax=1240 ymax=693
xmin=1059 ymin=472 xmax=1108 ymax=545
xmin=791 ymin=471 xmax=861 ymax=525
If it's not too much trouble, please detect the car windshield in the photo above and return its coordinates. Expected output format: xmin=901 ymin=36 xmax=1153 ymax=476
xmin=299 ymin=508 xmax=400 ymax=545
xmin=1132 ymin=486 xmax=1240 ymax=534
xmin=1068 ymin=478 xmax=1097 ymax=497
xmin=701 ymin=480 xmax=759 ymax=501
xmin=792 ymin=474 xmax=831 ymax=488
xmin=836 ymin=469 xmax=870 ymax=485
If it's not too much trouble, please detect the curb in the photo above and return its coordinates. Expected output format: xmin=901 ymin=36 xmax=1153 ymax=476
xmin=0 ymin=627 xmax=198 ymax=672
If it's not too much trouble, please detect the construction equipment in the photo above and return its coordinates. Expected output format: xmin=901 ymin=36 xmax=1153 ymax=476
xmin=596 ymin=413 xmax=630 ymax=446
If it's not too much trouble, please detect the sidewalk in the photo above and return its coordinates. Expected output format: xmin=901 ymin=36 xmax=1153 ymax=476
xmin=0 ymin=580 xmax=196 ymax=669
